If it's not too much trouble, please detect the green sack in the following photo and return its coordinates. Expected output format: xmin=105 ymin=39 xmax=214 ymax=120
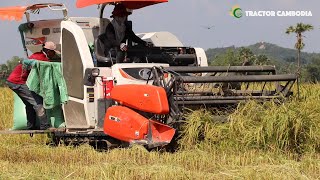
xmin=12 ymin=93 xmax=28 ymax=130
xmin=46 ymin=105 xmax=66 ymax=129
xmin=12 ymin=93 xmax=66 ymax=130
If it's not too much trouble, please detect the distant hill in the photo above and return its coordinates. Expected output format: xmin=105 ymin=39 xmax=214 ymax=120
xmin=206 ymin=42 xmax=320 ymax=65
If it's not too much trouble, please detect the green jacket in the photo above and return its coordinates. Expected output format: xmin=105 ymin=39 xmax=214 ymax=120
xmin=27 ymin=61 xmax=68 ymax=109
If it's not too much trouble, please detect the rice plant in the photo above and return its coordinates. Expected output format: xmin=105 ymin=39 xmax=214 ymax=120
xmin=0 ymin=85 xmax=320 ymax=179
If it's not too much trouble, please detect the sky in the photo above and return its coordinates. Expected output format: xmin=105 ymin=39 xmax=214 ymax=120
xmin=0 ymin=0 xmax=319 ymax=64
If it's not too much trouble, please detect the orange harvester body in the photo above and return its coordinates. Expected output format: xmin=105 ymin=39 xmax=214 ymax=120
xmin=104 ymin=85 xmax=175 ymax=145
xmin=110 ymin=84 xmax=169 ymax=114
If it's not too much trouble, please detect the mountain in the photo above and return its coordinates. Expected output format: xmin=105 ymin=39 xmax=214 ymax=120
xmin=206 ymin=42 xmax=320 ymax=65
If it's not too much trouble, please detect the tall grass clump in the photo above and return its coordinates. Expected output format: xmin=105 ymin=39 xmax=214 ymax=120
xmin=178 ymin=109 xmax=231 ymax=151
xmin=179 ymin=84 xmax=320 ymax=154
xmin=0 ymin=87 xmax=13 ymax=129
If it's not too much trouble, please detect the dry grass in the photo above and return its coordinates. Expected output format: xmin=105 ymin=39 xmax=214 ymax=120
xmin=0 ymin=87 xmax=13 ymax=129
xmin=180 ymin=84 xmax=320 ymax=154
xmin=0 ymin=144 xmax=319 ymax=179
xmin=0 ymin=86 xmax=320 ymax=179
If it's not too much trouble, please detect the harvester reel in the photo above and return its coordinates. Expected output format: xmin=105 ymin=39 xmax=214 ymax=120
xmin=150 ymin=65 xmax=297 ymax=123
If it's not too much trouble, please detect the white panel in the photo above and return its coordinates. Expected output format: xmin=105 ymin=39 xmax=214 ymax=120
xmin=137 ymin=31 xmax=184 ymax=47
xmin=24 ymin=19 xmax=63 ymax=54
xmin=111 ymin=63 xmax=169 ymax=85
xmin=61 ymin=21 xmax=95 ymax=129
xmin=61 ymin=21 xmax=94 ymax=69
xmin=194 ymin=48 xmax=208 ymax=67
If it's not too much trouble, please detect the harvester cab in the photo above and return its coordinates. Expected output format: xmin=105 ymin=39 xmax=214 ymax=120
xmin=0 ymin=1 xmax=297 ymax=149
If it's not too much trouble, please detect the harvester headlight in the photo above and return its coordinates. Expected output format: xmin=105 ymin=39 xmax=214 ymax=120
xmin=84 ymin=68 xmax=100 ymax=86
xmin=91 ymin=68 xmax=100 ymax=77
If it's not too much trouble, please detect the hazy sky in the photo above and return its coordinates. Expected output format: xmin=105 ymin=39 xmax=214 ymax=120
xmin=0 ymin=0 xmax=319 ymax=63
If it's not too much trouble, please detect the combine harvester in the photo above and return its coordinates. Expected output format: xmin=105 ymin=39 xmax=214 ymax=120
xmin=0 ymin=1 xmax=296 ymax=149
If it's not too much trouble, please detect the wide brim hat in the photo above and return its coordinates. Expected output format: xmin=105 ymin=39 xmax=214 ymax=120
xmin=111 ymin=4 xmax=132 ymax=18
xmin=43 ymin=41 xmax=56 ymax=51
xmin=43 ymin=41 xmax=60 ymax=54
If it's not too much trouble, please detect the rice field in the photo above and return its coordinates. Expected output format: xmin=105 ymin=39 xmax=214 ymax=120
xmin=0 ymin=85 xmax=320 ymax=179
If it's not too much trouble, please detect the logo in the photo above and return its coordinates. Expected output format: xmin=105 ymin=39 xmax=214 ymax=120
xmin=230 ymin=5 xmax=312 ymax=18
xmin=25 ymin=37 xmax=46 ymax=46
xmin=139 ymin=68 xmax=153 ymax=80
xmin=230 ymin=5 xmax=243 ymax=18
xmin=53 ymin=28 xmax=61 ymax=33
xmin=109 ymin=116 xmax=120 ymax=122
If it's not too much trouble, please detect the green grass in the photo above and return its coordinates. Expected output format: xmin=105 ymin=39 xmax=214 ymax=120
xmin=0 ymin=86 xmax=320 ymax=179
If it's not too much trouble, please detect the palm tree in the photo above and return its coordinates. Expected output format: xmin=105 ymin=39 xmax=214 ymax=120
xmin=286 ymin=23 xmax=313 ymax=97
xmin=286 ymin=23 xmax=313 ymax=72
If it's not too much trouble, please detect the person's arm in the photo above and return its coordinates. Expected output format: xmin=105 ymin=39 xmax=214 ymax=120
xmin=29 ymin=52 xmax=49 ymax=62
xmin=124 ymin=22 xmax=147 ymax=46
xmin=28 ymin=54 xmax=37 ymax=60
xmin=23 ymin=52 xmax=47 ymax=70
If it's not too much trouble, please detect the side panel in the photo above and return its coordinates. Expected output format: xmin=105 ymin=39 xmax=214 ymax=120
xmin=24 ymin=19 xmax=62 ymax=54
xmin=137 ymin=31 xmax=184 ymax=47
xmin=63 ymin=101 xmax=87 ymax=128
xmin=111 ymin=63 xmax=169 ymax=85
xmin=104 ymin=106 xmax=149 ymax=142
xmin=62 ymin=28 xmax=84 ymax=99
xmin=69 ymin=17 xmax=111 ymax=45
xmin=194 ymin=48 xmax=208 ymax=67
xmin=24 ymin=17 xmax=110 ymax=56
xmin=61 ymin=21 xmax=95 ymax=129
xmin=111 ymin=85 xmax=169 ymax=114
xmin=104 ymin=106 xmax=175 ymax=144
xmin=94 ymin=68 xmax=113 ymax=128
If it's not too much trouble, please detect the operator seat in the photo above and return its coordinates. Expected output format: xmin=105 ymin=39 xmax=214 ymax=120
xmin=94 ymin=34 xmax=116 ymax=67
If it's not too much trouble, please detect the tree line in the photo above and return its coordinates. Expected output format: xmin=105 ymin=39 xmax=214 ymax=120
xmin=0 ymin=56 xmax=23 ymax=86
xmin=209 ymin=46 xmax=320 ymax=83
xmin=209 ymin=23 xmax=318 ymax=83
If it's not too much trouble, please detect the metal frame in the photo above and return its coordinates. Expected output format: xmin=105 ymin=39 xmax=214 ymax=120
xmin=151 ymin=66 xmax=297 ymax=123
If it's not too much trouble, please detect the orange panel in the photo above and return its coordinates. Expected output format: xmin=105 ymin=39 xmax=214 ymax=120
xmin=149 ymin=120 xmax=175 ymax=144
xmin=0 ymin=4 xmax=64 ymax=22
xmin=0 ymin=6 xmax=27 ymax=21
xmin=104 ymin=106 xmax=175 ymax=144
xmin=76 ymin=0 xmax=168 ymax=9
xmin=111 ymin=84 xmax=169 ymax=114
xmin=104 ymin=106 xmax=148 ymax=142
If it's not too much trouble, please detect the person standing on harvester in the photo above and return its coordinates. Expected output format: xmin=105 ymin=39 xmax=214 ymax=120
xmin=6 ymin=41 xmax=58 ymax=130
